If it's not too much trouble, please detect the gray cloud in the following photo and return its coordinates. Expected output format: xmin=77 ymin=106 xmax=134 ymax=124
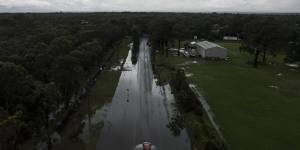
xmin=0 ymin=0 xmax=300 ymax=12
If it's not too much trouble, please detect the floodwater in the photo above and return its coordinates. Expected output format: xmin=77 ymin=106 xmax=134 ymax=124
xmin=95 ymin=38 xmax=191 ymax=150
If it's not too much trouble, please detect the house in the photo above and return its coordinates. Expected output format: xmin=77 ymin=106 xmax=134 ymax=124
xmin=188 ymin=41 xmax=228 ymax=59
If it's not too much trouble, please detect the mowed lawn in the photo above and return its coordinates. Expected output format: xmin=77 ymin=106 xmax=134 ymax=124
xmin=183 ymin=42 xmax=300 ymax=150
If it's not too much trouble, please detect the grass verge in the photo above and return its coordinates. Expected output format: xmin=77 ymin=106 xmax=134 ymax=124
xmin=153 ymin=55 xmax=227 ymax=150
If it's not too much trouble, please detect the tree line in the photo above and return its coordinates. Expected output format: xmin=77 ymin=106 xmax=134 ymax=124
xmin=142 ymin=13 xmax=300 ymax=67
xmin=0 ymin=13 xmax=132 ymax=149
xmin=0 ymin=12 xmax=299 ymax=150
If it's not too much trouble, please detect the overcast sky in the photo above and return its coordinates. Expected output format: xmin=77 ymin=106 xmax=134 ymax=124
xmin=0 ymin=0 xmax=300 ymax=13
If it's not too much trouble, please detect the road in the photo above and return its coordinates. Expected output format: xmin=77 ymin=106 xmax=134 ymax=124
xmin=96 ymin=38 xmax=191 ymax=150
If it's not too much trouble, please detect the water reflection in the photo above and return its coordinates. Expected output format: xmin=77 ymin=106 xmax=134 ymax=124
xmin=95 ymin=38 xmax=191 ymax=150
xmin=37 ymin=38 xmax=191 ymax=150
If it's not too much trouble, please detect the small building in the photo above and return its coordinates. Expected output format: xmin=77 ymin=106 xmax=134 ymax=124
xmin=223 ymin=36 xmax=240 ymax=41
xmin=189 ymin=41 xmax=228 ymax=59
xmin=80 ymin=20 xmax=89 ymax=25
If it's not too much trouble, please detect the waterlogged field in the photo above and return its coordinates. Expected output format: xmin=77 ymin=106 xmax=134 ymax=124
xmin=33 ymin=39 xmax=130 ymax=150
xmin=51 ymin=39 xmax=131 ymax=150
xmin=52 ymin=71 xmax=121 ymax=150
xmin=161 ymin=42 xmax=300 ymax=150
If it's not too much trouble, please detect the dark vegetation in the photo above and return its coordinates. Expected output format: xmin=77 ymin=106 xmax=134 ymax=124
xmin=0 ymin=13 xmax=136 ymax=150
xmin=0 ymin=12 xmax=300 ymax=150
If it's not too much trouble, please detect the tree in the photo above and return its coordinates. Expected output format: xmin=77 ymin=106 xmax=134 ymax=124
xmin=149 ymin=18 xmax=173 ymax=57
xmin=21 ymin=42 xmax=53 ymax=82
xmin=96 ymin=23 xmax=124 ymax=47
xmin=286 ymin=25 xmax=300 ymax=62
xmin=0 ymin=61 xmax=35 ymax=114
xmin=35 ymin=82 xmax=61 ymax=149
xmin=243 ymin=17 xmax=289 ymax=67
xmin=131 ymin=25 xmax=141 ymax=64
xmin=70 ymin=50 xmax=97 ymax=74
xmin=51 ymin=55 xmax=83 ymax=108
xmin=0 ymin=110 xmax=24 ymax=150
xmin=50 ymin=36 xmax=73 ymax=56
xmin=172 ymin=23 xmax=191 ymax=56
xmin=79 ymin=40 xmax=103 ymax=59
xmin=0 ymin=61 xmax=39 ymax=149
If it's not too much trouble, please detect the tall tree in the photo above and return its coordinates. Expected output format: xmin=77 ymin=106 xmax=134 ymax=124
xmin=51 ymin=55 xmax=83 ymax=108
xmin=36 ymin=82 xmax=61 ymax=149
xmin=172 ymin=23 xmax=192 ymax=56
xmin=50 ymin=36 xmax=73 ymax=56
xmin=243 ymin=17 xmax=288 ymax=67
xmin=0 ymin=61 xmax=35 ymax=113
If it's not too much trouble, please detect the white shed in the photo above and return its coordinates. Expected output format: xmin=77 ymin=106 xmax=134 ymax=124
xmin=223 ymin=36 xmax=240 ymax=41
xmin=190 ymin=41 xmax=228 ymax=59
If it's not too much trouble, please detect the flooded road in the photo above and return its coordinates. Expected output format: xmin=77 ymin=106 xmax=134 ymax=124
xmin=96 ymin=38 xmax=191 ymax=150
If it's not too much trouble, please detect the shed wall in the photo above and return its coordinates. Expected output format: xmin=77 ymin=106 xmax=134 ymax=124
xmin=204 ymin=47 xmax=227 ymax=59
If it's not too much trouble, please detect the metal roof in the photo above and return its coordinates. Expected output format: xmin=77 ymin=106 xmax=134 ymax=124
xmin=195 ymin=41 xmax=225 ymax=50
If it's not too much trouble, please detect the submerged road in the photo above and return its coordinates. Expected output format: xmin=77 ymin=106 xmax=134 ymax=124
xmin=96 ymin=38 xmax=191 ymax=150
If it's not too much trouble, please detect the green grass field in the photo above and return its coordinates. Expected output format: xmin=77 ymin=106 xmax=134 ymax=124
xmin=165 ymin=42 xmax=300 ymax=150
xmin=89 ymin=71 xmax=121 ymax=109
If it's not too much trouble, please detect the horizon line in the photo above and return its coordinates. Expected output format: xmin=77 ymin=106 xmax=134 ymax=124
xmin=0 ymin=11 xmax=300 ymax=14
